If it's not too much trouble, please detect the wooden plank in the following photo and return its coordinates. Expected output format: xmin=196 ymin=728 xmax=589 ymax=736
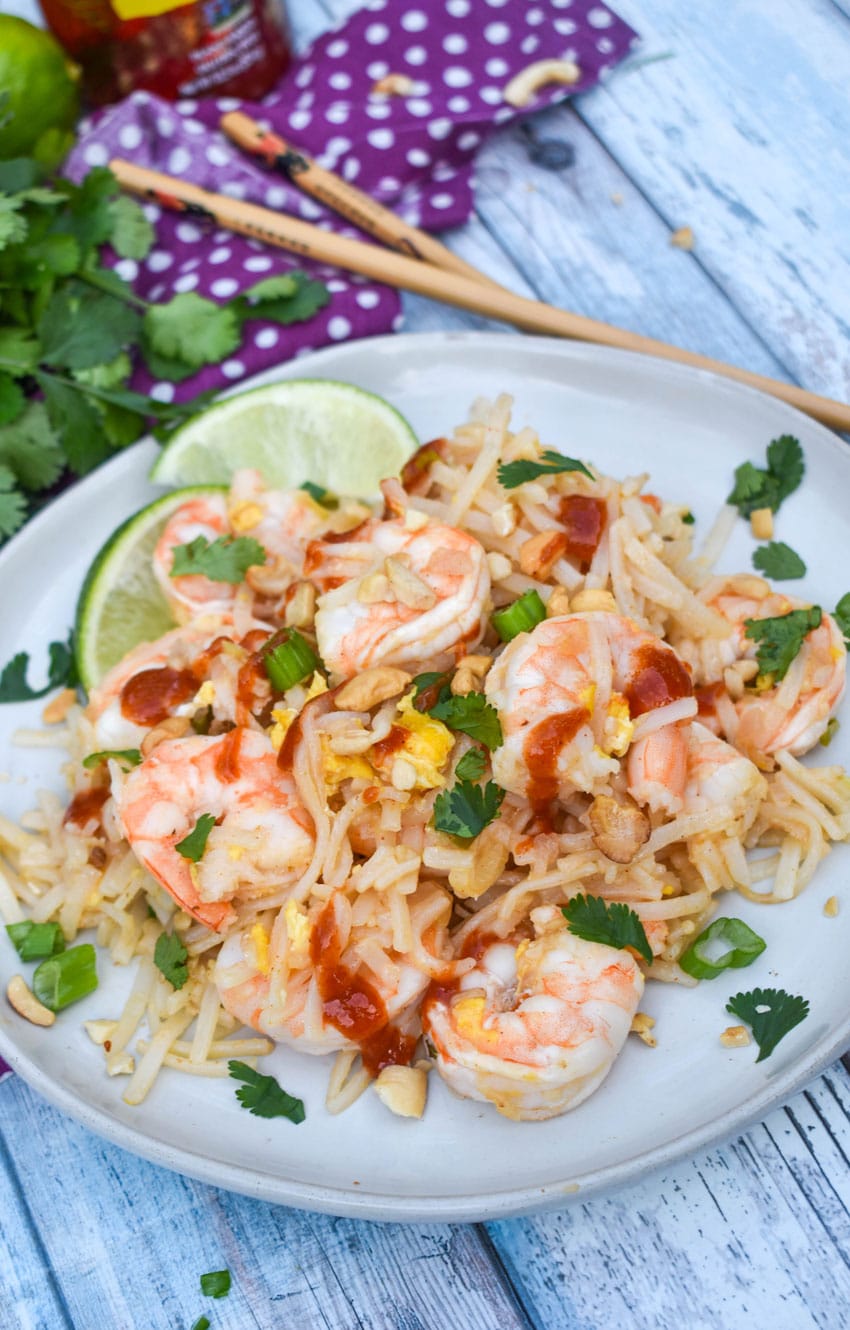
xmin=574 ymin=0 xmax=850 ymax=397
xmin=0 ymin=1076 xmax=533 ymax=1330
xmin=486 ymin=1063 xmax=850 ymax=1330
xmin=0 ymin=1117 xmax=73 ymax=1330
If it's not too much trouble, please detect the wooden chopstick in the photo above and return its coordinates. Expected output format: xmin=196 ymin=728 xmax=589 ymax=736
xmin=110 ymin=158 xmax=850 ymax=433
xmin=220 ymin=110 xmax=504 ymax=292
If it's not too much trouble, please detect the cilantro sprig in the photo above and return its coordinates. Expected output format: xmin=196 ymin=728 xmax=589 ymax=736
xmin=170 ymin=533 xmax=266 ymax=584
xmin=433 ymin=777 xmax=505 ymax=840
xmin=744 ymin=607 xmax=822 ymax=682
xmin=752 ymin=541 xmax=806 ymax=581
xmin=497 ymin=450 xmax=594 ymax=490
xmin=727 ymin=435 xmax=804 ymax=519
xmin=175 ymin=813 xmax=217 ymax=863
xmin=726 ymin=987 xmax=809 ymax=1062
xmin=0 ymin=162 xmax=329 ymax=540
xmin=427 ymin=689 xmax=503 ymax=750
xmin=154 ymin=932 xmax=189 ymax=990
xmin=0 ymin=632 xmax=76 ymax=703
xmin=228 ymin=1059 xmax=305 ymax=1123
xmin=562 ymin=894 xmax=653 ymax=965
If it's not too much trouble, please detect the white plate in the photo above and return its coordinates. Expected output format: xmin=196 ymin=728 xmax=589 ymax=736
xmin=1 ymin=332 xmax=849 ymax=1222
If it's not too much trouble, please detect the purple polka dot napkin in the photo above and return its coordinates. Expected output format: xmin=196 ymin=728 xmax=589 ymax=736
xmin=63 ymin=0 xmax=637 ymax=404
xmin=0 ymin=1059 xmax=10 ymax=1081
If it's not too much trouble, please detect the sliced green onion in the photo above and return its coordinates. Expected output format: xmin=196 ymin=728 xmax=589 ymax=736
xmin=191 ymin=1319 xmax=211 ymax=1330
xmin=491 ymin=589 xmax=547 ymax=643
xmin=263 ymin=629 xmax=320 ymax=692
xmin=6 ymin=921 xmax=65 ymax=961
xmin=200 ymin=1270 xmax=231 ymax=1299
xmin=300 ymin=480 xmax=338 ymax=509
xmin=678 ymin=917 xmax=766 ymax=980
xmin=82 ymin=748 xmax=142 ymax=770
xmin=32 ymin=943 xmax=97 ymax=1012
xmin=820 ymin=717 xmax=840 ymax=748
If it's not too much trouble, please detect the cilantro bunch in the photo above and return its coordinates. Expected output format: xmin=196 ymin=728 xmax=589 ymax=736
xmin=0 ymin=158 xmax=329 ymax=540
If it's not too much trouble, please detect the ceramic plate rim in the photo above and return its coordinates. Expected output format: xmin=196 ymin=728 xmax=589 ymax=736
xmin=1 ymin=330 xmax=849 ymax=1222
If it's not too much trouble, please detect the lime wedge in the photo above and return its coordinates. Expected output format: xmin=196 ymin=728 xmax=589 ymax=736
xmin=149 ymin=379 xmax=418 ymax=494
xmin=75 ymin=486 xmax=226 ymax=691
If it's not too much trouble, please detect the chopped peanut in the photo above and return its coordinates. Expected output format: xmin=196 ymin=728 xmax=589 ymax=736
xmin=824 ymin=895 xmax=840 ymax=918
xmin=385 ymin=556 xmax=437 ymax=609
xmin=720 ymin=1025 xmax=751 ymax=1049
xmin=42 ymin=688 xmax=77 ymax=725
xmin=670 ymin=225 xmax=695 ymax=250
xmin=141 ymin=715 xmax=191 ymax=757
xmin=502 ymin=58 xmax=581 ymax=108
xmin=588 ymin=794 xmax=650 ymax=864
xmin=374 ymin=1064 xmax=428 ymax=1117
xmin=546 ymin=586 xmax=572 ymax=618
xmin=519 ymin=530 xmax=568 ymax=579
xmin=334 ymin=667 xmax=411 ymax=713
xmin=284 ymin=581 xmax=316 ymax=629
xmin=630 ymin=1012 xmax=657 ymax=1047
xmin=491 ymin=502 xmax=517 ymax=537
xmin=570 ymin=587 xmax=618 ymax=613
xmin=487 ymin=551 xmax=512 ymax=582
xmin=371 ymin=72 xmax=416 ymax=97
xmin=6 ymin=974 xmax=55 ymax=1026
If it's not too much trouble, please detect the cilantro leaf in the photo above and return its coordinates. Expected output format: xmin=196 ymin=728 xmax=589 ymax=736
xmin=561 ymin=894 xmax=653 ymax=965
xmin=0 ymin=632 xmax=76 ymax=703
xmin=752 ymin=541 xmax=806 ymax=581
xmin=63 ymin=167 xmax=118 ymax=254
xmin=228 ymin=1059 xmax=305 ymax=1123
xmin=239 ymin=270 xmax=331 ymax=327
xmin=153 ymin=931 xmax=189 ymax=990
xmin=38 ymin=285 xmax=141 ymax=371
xmin=142 ymin=293 xmax=241 ymax=372
xmin=0 ymin=158 xmax=44 ymax=193
xmin=428 ymin=690 xmax=503 ymax=749
xmin=455 ymin=747 xmax=487 ymax=781
xmin=498 ymin=449 xmax=594 ymax=490
xmin=82 ymin=748 xmax=142 ymax=770
xmin=766 ymin=435 xmax=805 ymax=506
xmin=200 ymin=1270 xmax=231 ymax=1299
xmin=0 ymin=464 xmax=26 ymax=538
xmin=39 ymin=375 xmax=113 ymax=476
xmin=726 ymin=987 xmax=809 ymax=1062
xmin=107 ymin=196 xmax=155 ymax=260
xmin=412 ymin=671 xmax=449 ymax=698
xmin=170 ymin=534 xmax=266 ymax=584
xmin=834 ymin=593 xmax=850 ymax=650
xmin=0 ymin=401 xmax=64 ymax=491
xmin=744 ymin=606 xmax=822 ymax=682
xmin=0 ymin=196 xmax=27 ymax=250
xmin=0 ymin=372 xmax=25 ymax=428
xmin=175 ymin=813 xmax=216 ymax=862
xmin=727 ymin=435 xmax=804 ymax=517
xmin=432 ymin=777 xmax=504 ymax=840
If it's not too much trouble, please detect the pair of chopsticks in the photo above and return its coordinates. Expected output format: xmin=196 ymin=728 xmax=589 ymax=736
xmin=110 ymin=114 xmax=850 ymax=432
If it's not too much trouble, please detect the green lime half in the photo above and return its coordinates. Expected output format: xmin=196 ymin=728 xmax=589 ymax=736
xmin=75 ymin=486 xmax=226 ymax=692
xmin=149 ymin=379 xmax=418 ymax=495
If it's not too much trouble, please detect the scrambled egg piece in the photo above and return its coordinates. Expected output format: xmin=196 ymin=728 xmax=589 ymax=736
xmin=393 ymin=690 xmax=454 ymax=789
xmin=229 ymin=500 xmax=264 ymax=533
xmin=269 ymin=706 xmax=297 ymax=753
xmin=579 ymin=683 xmax=596 ymax=714
xmin=321 ymin=738 xmax=374 ymax=792
xmin=305 ymin=672 xmax=328 ymax=700
xmin=284 ymin=900 xmax=311 ymax=966
xmin=603 ymin=692 xmax=634 ymax=757
xmin=452 ymin=995 xmax=501 ymax=1049
xmin=194 ymin=680 xmax=216 ymax=707
xmin=250 ymin=923 xmax=270 ymax=976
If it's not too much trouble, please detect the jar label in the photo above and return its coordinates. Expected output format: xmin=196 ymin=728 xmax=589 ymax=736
xmin=111 ymin=0 xmax=187 ymax=18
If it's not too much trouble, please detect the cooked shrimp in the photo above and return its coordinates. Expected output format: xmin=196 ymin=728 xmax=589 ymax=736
xmin=423 ymin=906 xmax=644 ymax=1121
xmin=628 ymin=720 xmax=765 ymax=818
xmin=85 ymin=614 xmax=269 ymax=749
xmin=678 ymin=575 xmax=846 ymax=756
xmin=215 ymin=883 xmax=448 ymax=1054
xmin=485 ymin=611 xmax=696 ymax=804
xmin=228 ymin=469 xmax=329 ymax=570
xmin=115 ymin=728 xmax=314 ymax=932
xmin=311 ymin=517 xmax=491 ymax=677
xmin=152 ymin=492 xmax=241 ymax=621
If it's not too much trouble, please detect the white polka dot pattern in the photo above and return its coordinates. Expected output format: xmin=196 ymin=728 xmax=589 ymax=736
xmin=63 ymin=0 xmax=637 ymax=400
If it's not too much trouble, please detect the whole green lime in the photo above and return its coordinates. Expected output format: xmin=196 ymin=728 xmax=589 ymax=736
xmin=0 ymin=17 xmax=81 ymax=167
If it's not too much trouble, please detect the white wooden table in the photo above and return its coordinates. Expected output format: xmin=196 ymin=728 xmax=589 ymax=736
xmin=3 ymin=1 xmax=850 ymax=1327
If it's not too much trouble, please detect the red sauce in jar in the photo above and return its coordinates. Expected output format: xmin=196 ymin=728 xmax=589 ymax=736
xmin=558 ymin=495 xmax=608 ymax=571
xmin=624 ymin=644 xmax=692 ymax=717
xmin=310 ymin=898 xmax=387 ymax=1041
xmin=120 ymin=666 xmax=196 ymax=726
xmin=522 ymin=708 xmax=589 ymax=806
xmin=64 ymin=786 xmax=109 ymax=832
